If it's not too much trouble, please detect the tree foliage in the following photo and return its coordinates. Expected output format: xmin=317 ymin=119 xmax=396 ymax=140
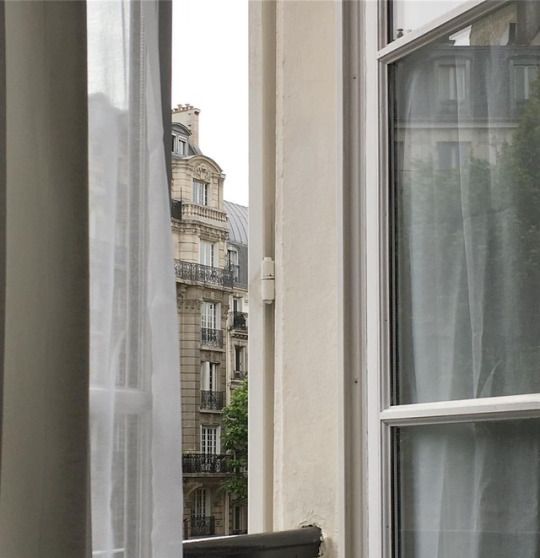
xmin=222 ymin=380 xmax=248 ymax=503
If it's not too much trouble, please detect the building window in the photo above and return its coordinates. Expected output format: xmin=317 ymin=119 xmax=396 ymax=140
xmin=232 ymin=503 xmax=247 ymax=535
xmin=201 ymin=361 xmax=218 ymax=392
xmin=232 ymin=296 xmax=243 ymax=313
xmin=228 ymin=248 xmax=239 ymax=281
xmin=227 ymin=248 xmax=238 ymax=267
xmin=193 ymin=488 xmax=209 ymax=517
xmin=437 ymin=61 xmax=467 ymax=104
xmin=201 ymin=301 xmax=220 ymax=331
xmin=171 ymin=134 xmax=187 ymax=155
xmin=513 ymin=63 xmax=539 ymax=103
xmin=369 ymin=3 xmax=540 ymax=556
xmin=193 ymin=179 xmax=209 ymax=205
xmin=234 ymin=345 xmax=245 ymax=373
xmin=199 ymin=240 xmax=216 ymax=267
xmin=201 ymin=425 xmax=220 ymax=455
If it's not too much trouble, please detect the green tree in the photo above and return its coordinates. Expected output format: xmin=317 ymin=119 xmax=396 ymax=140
xmin=222 ymin=380 xmax=248 ymax=504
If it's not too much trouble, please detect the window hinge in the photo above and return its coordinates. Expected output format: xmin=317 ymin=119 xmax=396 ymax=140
xmin=261 ymin=257 xmax=275 ymax=304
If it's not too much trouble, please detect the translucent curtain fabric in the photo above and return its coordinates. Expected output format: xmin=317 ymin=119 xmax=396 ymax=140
xmin=393 ymin=4 xmax=540 ymax=556
xmin=88 ymin=2 xmax=182 ymax=557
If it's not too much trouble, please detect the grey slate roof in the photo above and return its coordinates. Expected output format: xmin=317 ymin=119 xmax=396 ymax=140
xmin=224 ymin=201 xmax=248 ymax=246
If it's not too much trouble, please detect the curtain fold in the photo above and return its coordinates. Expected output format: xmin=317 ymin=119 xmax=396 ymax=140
xmin=88 ymin=1 xmax=182 ymax=557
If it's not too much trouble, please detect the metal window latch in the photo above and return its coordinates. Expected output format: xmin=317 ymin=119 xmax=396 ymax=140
xmin=261 ymin=257 xmax=275 ymax=304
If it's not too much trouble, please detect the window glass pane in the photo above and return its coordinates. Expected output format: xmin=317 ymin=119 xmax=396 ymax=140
xmin=391 ymin=3 xmax=540 ymax=404
xmin=394 ymin=419 xmax=540 ymax=557
xmin=391 ymin=0 xmax=469 ymax=41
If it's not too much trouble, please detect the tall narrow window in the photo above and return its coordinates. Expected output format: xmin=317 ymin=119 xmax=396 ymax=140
xmin=201 ymin=301 xmax=219 ymax=331
xmin=514 ymin=63 xmax=539 ymax=103
xmin=199 ymin=240 xmax=215 ymax=267
xmin=234 ymin=345 xmax=245 ymax=372
xmin=193 ymin=488 xmax=208 ymax=518
xmin=193 ymin=179 xmax=208 ymax=205
xmin=201 ymin=361 xmax=218 ymax=392
xmin=201 ymin=425 xmax=220 ymax=455
xmin=437 ymin=61 xmax=468 ymax=105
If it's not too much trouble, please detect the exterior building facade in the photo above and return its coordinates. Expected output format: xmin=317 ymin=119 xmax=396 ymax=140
xmin=170 ymin=105 xmax=248 ymax=539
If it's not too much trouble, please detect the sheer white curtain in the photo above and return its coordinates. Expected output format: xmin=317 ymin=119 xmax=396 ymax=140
xmin=88 ymin=2 xmax=182 ymax=557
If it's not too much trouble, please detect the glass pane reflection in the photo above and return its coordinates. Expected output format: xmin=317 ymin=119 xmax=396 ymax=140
xmin=394 ymin=420 xmax=540 ymax=558
xmin=391 ymin=2 xmax=540 ymax=404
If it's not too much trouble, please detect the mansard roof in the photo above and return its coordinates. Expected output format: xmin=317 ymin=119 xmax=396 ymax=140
xmin=224 ymin=200 xmax=248 ymax=246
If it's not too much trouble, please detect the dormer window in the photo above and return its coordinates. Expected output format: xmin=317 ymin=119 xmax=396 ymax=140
xmin=171 ymin=134 xmax=187 ymax=155
xmin=193 ymin=179 xmax=209 ymax=206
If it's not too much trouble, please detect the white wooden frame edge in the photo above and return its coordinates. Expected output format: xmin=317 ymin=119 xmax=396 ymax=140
xmin=366 ymin=1 xmax=538 ymax=557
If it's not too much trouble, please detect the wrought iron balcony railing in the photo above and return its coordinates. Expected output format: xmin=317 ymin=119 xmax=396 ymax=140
xmin=232 ymin=311 xmax=248 ymax=330
xmin=175 ymin=260 xmax=234 ymax=289
xmin=189 ymin=515 xmax=216 ymax=538
xmin=201 ymin=327 xmax=223 ymax=348
xmin=183 ymin=453 xmax=232 ymax=474
xmin=183 ymin=526 xmax=323 ymax=558
xmin=200 ymin=390 xmax=224 ymax=411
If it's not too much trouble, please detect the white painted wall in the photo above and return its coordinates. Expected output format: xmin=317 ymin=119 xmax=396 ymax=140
xmin=249 ymin=1 xmax=345 ymax=555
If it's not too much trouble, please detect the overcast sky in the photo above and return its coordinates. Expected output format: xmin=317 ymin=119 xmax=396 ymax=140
xmin=172 ymin=0 xmax=248 ymax=206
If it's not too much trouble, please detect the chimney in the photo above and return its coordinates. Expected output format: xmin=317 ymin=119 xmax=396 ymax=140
xmin=172 ymin=103 xmax=200 ymax=146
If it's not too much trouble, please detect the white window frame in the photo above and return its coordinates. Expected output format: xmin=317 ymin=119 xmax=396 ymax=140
xmin=512 ymin=60 xmax=540 ymax=103
xmin=201 ymin=301 xmax=220 ymax=331
xmin=200 ymin=425 xmax=221 ymax=455
xmin=201 ymin=361 xmax=218 ymax=392
xmin=199 ymin=239 xmax=216 ymax=267
xmin=171 ymin=134 xmax=187 ymax=155
xmin=178 ymin=138 xmax=187 ymax=155
xmin=193 ymin=179 xmax=209 ymax=206
xmin=436 ymin=59 xmax=469 ymax=103
xmin=362 ymin=2 xmax=540 ymax=557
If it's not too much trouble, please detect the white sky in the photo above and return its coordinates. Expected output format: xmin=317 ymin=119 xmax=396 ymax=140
xmin=172 ymin=0 xmax=248 ymax=206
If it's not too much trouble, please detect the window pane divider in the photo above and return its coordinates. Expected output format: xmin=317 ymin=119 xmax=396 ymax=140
xmin=376 ymin=0 xmax=505 ymax=64
xmin=381 ymin=394 xmax=540 ymax=425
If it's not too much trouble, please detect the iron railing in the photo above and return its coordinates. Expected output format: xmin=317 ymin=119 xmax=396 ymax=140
xmin=175 ymin=260 xmax=234 ymax=288
xmin=232 ymin=311 xmax=248 ymax=330
xmin=183 ymin=526 xmax=323 ymax=558
xmin=183 ymin=453 xmax=232 ymax=474
xmin=189 ymin=515 xmax=216 ymax=538
xmin=200 ymin=390 xmax=224 ymax=411
xmin=201 ymin=327 xmax=223 ymax=347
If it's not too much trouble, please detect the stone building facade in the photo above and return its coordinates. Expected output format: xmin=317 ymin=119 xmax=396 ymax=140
xmin=170 ymin=105 xmax=248 ymax=539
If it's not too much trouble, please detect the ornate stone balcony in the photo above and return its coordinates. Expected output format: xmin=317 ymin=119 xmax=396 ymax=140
xmin=174 ymin=201 xmax=228 ymax=227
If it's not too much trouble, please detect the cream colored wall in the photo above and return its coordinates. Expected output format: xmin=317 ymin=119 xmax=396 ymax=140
xmin=171 ymin=158 xmax=224 ymax=210
xmin=249 ymin=1 xmax=344 ymax=556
